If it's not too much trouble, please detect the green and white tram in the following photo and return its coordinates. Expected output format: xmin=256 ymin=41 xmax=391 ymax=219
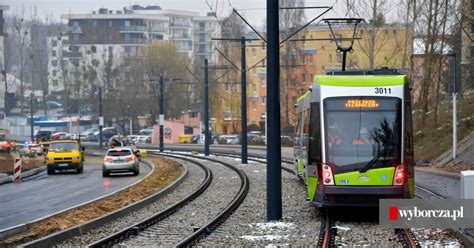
xmin=294 ymin=69 xmax=415 ymax=206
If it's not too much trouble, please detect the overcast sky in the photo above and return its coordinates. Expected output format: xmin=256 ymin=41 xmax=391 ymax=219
xmin=0 ymin=0 xmax=344 ymax=28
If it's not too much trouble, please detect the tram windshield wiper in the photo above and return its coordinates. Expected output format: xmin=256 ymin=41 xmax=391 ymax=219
xmin=359 ymin=148 xmax=388 ymax=173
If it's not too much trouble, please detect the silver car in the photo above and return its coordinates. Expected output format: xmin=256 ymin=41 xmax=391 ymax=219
xmin=102 ymin=148 xmax=140 ymax=177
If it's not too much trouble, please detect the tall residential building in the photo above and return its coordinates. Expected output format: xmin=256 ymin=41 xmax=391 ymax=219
xmin=193 ymin=13 xmax=220 ymax=64
xmin=48 ymin=5 xmax=220 ymax=99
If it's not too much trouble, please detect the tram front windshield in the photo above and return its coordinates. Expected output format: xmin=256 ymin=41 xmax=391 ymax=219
xmin=324 ymin=97 xmax=402 ymax=173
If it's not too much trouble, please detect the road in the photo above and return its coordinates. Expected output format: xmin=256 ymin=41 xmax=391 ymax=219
xmin=0 ymin=156 xmax=151 ymax=231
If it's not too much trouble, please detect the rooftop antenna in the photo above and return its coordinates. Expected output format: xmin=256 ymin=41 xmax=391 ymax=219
xmin=323 ymin=18 xmax=364 ymax=71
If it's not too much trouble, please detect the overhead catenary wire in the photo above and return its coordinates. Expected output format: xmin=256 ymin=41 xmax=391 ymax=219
xmin=232 ymin=8 xmax=267 ymax=43
xmin=215 ymin=47 xmax=241 ymax=70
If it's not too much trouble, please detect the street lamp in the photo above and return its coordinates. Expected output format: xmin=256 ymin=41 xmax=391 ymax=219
xmin=444 ymin=53 xmax=457 ymax=159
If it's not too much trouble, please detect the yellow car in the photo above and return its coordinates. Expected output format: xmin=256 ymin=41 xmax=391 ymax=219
xmin=47 ymin=140 xmax=84 ymax=174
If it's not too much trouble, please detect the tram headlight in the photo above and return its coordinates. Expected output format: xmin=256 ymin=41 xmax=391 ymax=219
xmin=393 ymin=164 xmax=405 ymax=185
xmin=322 ymin=164 xmax=334 ymax=185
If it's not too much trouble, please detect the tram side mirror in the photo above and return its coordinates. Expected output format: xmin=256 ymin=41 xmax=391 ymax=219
xmin=82 ymin=147 xmax=85 ymax=151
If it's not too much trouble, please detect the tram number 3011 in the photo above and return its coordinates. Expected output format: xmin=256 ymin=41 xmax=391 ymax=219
xmin=375 ymin=87 xmax=392 ymax=94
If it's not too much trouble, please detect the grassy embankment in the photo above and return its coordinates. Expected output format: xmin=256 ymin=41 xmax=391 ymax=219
xmin=413 ymin=93 xmax=474 ymax=161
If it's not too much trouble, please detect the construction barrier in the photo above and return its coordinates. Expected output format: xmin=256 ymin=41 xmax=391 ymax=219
xmin=13 ymin=158 xmax=21 ymax=182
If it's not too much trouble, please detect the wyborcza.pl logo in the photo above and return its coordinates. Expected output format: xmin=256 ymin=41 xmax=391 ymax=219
xmin=380 ymin=199 xmax=474 ymax=228
xmin=389 ymin=206 xmax=464 ymax=221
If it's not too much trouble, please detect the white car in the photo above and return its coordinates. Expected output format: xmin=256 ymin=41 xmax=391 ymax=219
xmin=80 ymin=128 xmax=99 ymax=137
xmin=136 ymin=135 xmax=151 ymax=144
xmin=102 ymin=147 xmax=140 ymax=177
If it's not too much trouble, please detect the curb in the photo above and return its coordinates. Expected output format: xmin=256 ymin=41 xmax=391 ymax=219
xmin=0 ymin=157 xmax=154 ymax=241
xmin=18 ymin=157 xmax=188 ymax=248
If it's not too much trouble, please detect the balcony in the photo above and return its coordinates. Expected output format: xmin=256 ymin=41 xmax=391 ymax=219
xmin=149 ymin=26 xmax=166 ymax=32
xmin=172 ymin=36 xmax=193 ymax=41
xmin=123 ymin=38 xmax=147 ymax=44
xmin=170 ymin=22 xmax=192 ymax=28
xmin=120 ymin=25 xmax=147 ymax=32
xmin=194 ymin=28 xmax=217 ymax=33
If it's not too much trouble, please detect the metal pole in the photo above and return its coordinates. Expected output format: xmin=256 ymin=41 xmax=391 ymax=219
xmin=265 ymin=111 xmax=267 ymax=145
xmin=30 ymin=92 xmax=34 ymax=142
xmin=342 ymin=50 xmax=347 ymax=71
xmin=128 ymin=105 xmax=132 ymax=136
xmin=453 ymin=93 xmax=457 ymax=159
xmin=69 ymin=114 xmax=72 ymax=134
xmin=99 ymin=86 xmax=103 ymax=148
xmin=159 ymin=76 xmax=164 ymax=152
xmin=452 ymin=54 xmax=457 ymax=159
xmin=266 ymin=0 xmax=282 ymax=220
xmin=3 ymin=70 xmax=7 ymax=116
xmin=204 ymin=58 xmax=210 ymax=156
xmin=241 ymin=37 xmax=248 ymax=164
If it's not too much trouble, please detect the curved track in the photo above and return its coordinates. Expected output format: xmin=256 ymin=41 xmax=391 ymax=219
xmin=87 ymin=152 xmax=249 ymax=247
xmin=211 ymin=151 xmax=423 ymax=248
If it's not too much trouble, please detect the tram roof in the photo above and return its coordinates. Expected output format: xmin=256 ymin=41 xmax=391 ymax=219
xmin=314 ymin=75 xmax=407 ymax=87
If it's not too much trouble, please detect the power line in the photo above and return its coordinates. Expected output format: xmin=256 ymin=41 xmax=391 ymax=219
xmin=232 ymin=8 xmax=267 ymax=42
xmin=215 ymin=47 xmax=241 ymax=71
xmin=280 ymin=6 xmax=333 ymax=45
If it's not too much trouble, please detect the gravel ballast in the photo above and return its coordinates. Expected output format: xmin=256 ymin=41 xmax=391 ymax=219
xmin=59 ymin=158 xmax=205 ymax=247
xmin=199 ymin=156 xmax=462 ymax=247
xmin=120 ymin=155 xmax=242 ymax=246
xmin=60 ymin=154 xmax=464 ymax=247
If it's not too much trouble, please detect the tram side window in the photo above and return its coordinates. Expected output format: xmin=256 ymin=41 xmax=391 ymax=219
xmin=303 ymin=109 xmax=310 ymax=134
xmin=302 ymin=109 xmax=310 ymax=149
xmin=404 ymin=86 xmax=414 ymax=168
xmin=294 ymin=110 xmax=301 ymax=146
xmin=309 ymin=103 xmax=321 ymax=163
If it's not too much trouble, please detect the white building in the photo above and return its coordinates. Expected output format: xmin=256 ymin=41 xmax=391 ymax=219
xmin=47 ymin=5 xmax=221 ymax=97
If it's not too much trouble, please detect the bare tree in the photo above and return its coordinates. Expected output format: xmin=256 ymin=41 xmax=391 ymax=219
xmin=416 ymin=0 xmax=451 ymax=126
xmin=5 ymin=5 xmax=30 ymax=114
xmin=216 ymin=12 xmax=245 ymax=133
xmin=345 ymin=0 xmax=392 ymax=69
xmin=142 ymin=42 xmax=190 ymax=123
xmin=279 ymin=0 xmax=305 ymax=134
xmin=29 ymin=7 xmax=50 ymax=115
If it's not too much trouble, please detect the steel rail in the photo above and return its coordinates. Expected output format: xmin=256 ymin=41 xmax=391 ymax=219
xmin=174 ymin=155 xmax=250 ymax=247
xmin=392 ymin=185 xmax=445 ymax=248
xmin=317 ymin=208 xmax=337 ymax=248
xmin=87 ymin=153 xmax=213 ymax=248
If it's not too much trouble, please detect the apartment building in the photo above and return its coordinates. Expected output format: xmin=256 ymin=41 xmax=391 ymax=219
xmin=213 ymin=24 xmax=413 ymax=134
xmin=48 ymin=5 xmax=220 ymax=98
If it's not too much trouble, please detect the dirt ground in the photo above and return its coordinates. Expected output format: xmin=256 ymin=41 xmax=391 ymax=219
xmin=0 ymin=156 xmax=183 ymax=247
